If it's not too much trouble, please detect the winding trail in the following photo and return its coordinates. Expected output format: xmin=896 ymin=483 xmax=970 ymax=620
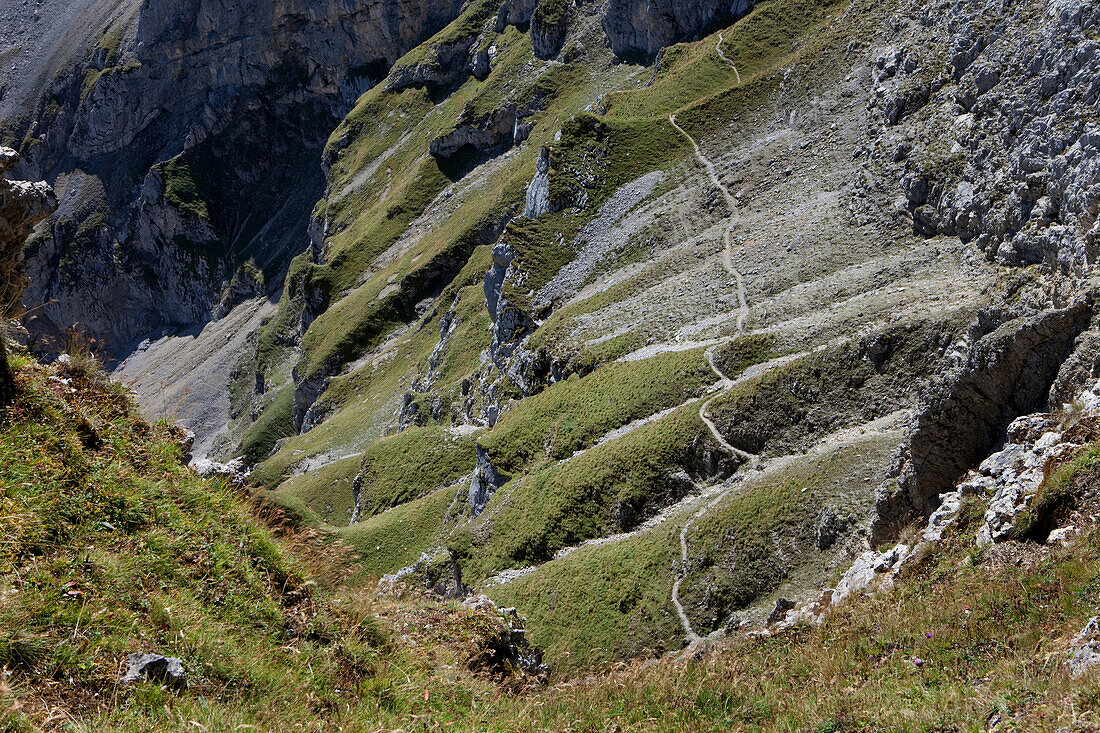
xmin=664 ymin=58 xmax=762 ymax=645
xmin=716 ymin=32 xmax=742 ymax=84
xmin=670 ymin=471 xmax=754 ymax=648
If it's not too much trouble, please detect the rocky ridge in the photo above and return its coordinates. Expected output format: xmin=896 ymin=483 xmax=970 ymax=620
xmin=2 ymin=0 xmax=468 ymax=354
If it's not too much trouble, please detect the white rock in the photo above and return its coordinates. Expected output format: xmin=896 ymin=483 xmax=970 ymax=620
xmin=1046 ymin=526 xmax=1076 ymax=545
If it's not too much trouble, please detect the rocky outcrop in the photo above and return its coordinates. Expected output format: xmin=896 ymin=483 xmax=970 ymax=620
xmin=469 ymin=445 xmax=508 ymax=517
xmin=430 ymin=105 xmax=534 ymax=161
xmin=873 ymin=300 xmax=1094 ymax=540
xmin=0 ymin=147 xmax=57 ymax=403
xmin=0 ymin=148 xmax=56 ymax=315
xmin=524 ymin=147 xmax=552 ymax=219
xmin=484 ymin=242 xmax=538 ymax=371
xmin=601 ymin=0 xmax=756 ymax=58
xmin=496 ymin=0 xmax=540 ymax=30
xmin=531 ymin=1 xmax=571 ymax=59
xmin=873 ymin=0 xmax=1100 ymax=273
xmin=461 ymin=595 xmax=548 ymax=680
xmin=1068 ymin=617 xmax=1100 ymax=679
xmin=3 ymin=0 xmax=467 ymax=354
xmin=386 ymin=36 xmax=486 ymax=93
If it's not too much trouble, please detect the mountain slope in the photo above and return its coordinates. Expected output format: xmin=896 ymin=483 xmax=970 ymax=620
xmin=7 ymin=0 xmax=1100 ymax=688
xmin=3 ymin=349 xmax=1100 ymax=730
xmin=199 ymin=0 xmax=1100 ymax=672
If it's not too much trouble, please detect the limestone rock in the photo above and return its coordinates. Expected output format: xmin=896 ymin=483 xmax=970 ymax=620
xmin=430 ymin=106 xmax=532 ymax=160
xmin=1068 ymin=617 xmax=1100 ymax=679
xmin=469 ymin=446 xmax=507 ymax=517
xmin=602 ymin=0 xmax=756 ymax=58
xmin=870 ymin=0 xmax=1100 ymax=273
xmin=525 ymin=147 xmax=552 ymax=219
xmin=121 ymin=653 xmax=187 ymax=689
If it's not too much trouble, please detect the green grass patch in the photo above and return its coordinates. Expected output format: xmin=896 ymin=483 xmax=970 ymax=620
xmin=154 ymin=155 xmax=212 ymax=221
xmin=488 ymin=527 xmax=681 ymax=670
xmin=466 ymin=405 xmax=722 ymax=580
xmin=240 ymin=385 xmax=294 ymax=464
xmin=275 ymin=454 xmax=362 ymax=525
xmin=354 ymin=427 xmax=477 ymax=518
xmin=337 ymin=486 xmax=460 ymax=578
xmin=479 ymin=347 xmax=712 ymax=475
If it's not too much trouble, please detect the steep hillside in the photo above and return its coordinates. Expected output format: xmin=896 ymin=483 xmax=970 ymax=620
xmin=7 ymin=0 xmax=1100 ymax=699
xmin=157 ymin=0 xmax=1100 ymax=673
xmin=0 ymin=0 xmax=468 ymax=354
xmin=3 ymin=346 xmax=1100 ymax=730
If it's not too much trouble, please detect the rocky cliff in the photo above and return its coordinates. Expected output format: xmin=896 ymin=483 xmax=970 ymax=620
xmin=0 ymin=146 xmax=55 ymax=402
xmin=1 ymin=0 xmax=466 ymax=354
xmin=602 ymin=0 xmax=757 ymax=57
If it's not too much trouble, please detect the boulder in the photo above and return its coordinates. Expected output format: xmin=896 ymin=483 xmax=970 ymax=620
xmin=121 ymin=653 xmax=187 ymax=689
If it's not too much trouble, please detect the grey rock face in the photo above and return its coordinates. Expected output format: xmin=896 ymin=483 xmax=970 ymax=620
xmin=873 ymin=299 xmax=1093 ymax=540
xmin=121 ymin=653 xmax=187 ymax=689
xmin=602 ymin=0 xmax=756 ymax=58
xmin=496 ymin=0 xmax=540 ymax=31
xmin=0 ymin=147 xmax=57 ymax=320
xmin=386 ymin=34 xmax=487 ymax=94
xmin=872 ymin=0 xmax=1100 ymax=273
xmin=524 ymin=147 xmax=552 ymax=219
xmin=430 ymin=105 xmax=533 ymax=160
xmin=469 ymin=445 xmax=507 ymax=517
xmin=484 ymin=241 xmax=537 ymax=370
xmin=4 ymin=0 xmax=467 ymax=354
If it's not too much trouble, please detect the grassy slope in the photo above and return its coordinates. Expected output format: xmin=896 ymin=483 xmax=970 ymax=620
xmin=507 ymin=497 xmax=1100 ymax=731
xmin=478 ymin=347 xmax=713 ymax=474
xmin=467 ymin=405 xmax=723 ymax=582
xmin=3 ymin=354 xmax=1099 ymax=731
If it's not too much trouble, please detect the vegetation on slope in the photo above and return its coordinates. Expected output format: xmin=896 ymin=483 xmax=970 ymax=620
xmin=4 ymin=350 xmax=1099 ymax=730
xmin=0 ymin=351 xmax=536 ymax=732
xmin=478 ymin=347 xmax=713 ymax=474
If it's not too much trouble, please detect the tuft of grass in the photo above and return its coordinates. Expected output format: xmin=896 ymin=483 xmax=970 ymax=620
xmin=154 ymin=155 xmax=212 ymax=221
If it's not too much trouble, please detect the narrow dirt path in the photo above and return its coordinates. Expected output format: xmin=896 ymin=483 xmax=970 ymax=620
xmin=666 ymin=73 xmax=765 ymax=646
xmin=669 ymin=112 xmax=752 ymax=464
xmin=670 ymin=468 xmax=755 ymax=648
xmin=715 ymin=32 xmax=742 ymax=83
xmin=669 ymin=112 xmax=748 ymax=331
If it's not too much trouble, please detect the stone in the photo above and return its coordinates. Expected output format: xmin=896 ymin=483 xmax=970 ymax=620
xmin=191 ymin=458 xmax=249 ymax=485
xmin=816 ymin=507 xmax=841 ymax=550
xmin=525 ymin=147 xmax=552 ymax=219
xmin=1068 ymin=617 xmax=1100 ymax=679
xmin=766 ymin=597 xmax=796 ymax=626
xmin=920 ymin=490 xmax=961 ymax=543
xmin=1047 ymin=526 xmax=1076 ymax=545
xmin=469 ymin=446 xmax=507 ymax=517
xmin=121 ymin=653 xmax=187 ymax=689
